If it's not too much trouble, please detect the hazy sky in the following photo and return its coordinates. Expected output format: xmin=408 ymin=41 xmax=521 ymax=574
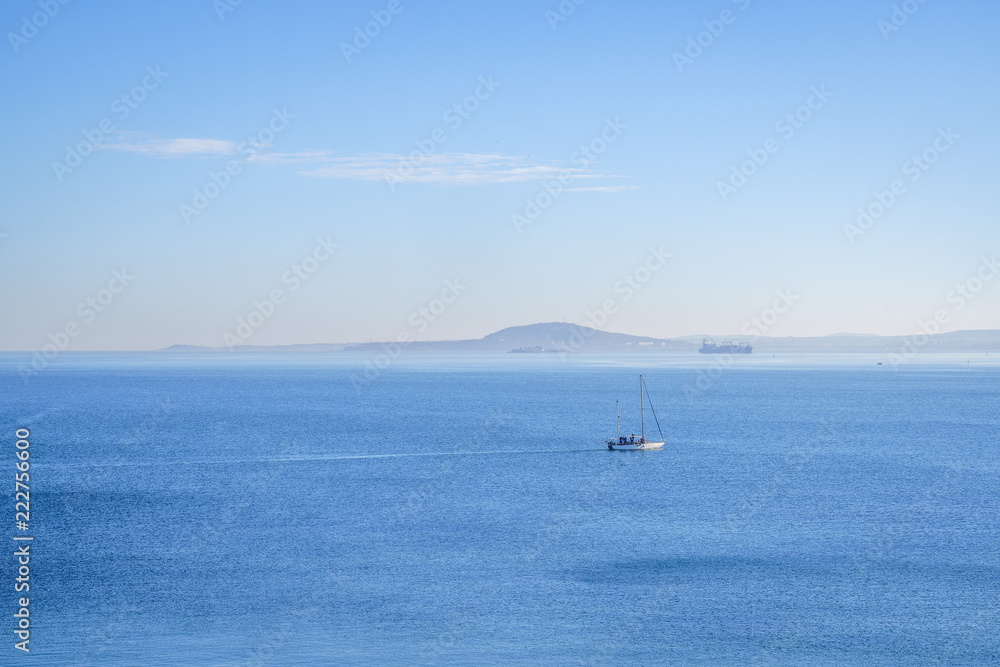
xmin=1 ymin=0 xmax=998 ymax=350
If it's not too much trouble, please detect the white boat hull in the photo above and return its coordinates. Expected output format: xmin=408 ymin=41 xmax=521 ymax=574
xmin=608 ymin=375 xmax=665 ymax=451
xmin=608 ymin=441 xmax=664 ymax=451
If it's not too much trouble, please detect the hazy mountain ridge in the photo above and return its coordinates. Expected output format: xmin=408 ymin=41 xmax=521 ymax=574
xmin=161 ymin=323 xmax=1000 ymax=353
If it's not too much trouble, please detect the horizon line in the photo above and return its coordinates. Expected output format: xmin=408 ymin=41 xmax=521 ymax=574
xmin=2 ymin=323 xmax=999 ymax=353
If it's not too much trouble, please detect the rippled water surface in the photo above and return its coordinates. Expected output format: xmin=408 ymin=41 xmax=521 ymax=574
xmin=2 ymin=353 xmax=999 ymax=665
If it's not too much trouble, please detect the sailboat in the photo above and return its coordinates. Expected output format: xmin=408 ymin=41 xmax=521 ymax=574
xmin=607 ymin=375 xmax=665 ymax=450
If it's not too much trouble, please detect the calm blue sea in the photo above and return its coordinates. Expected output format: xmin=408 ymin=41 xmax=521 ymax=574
xmin=2 ymin=352 xmax=999 ymax=666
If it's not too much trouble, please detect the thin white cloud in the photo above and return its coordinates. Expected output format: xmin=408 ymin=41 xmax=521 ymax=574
xmin=101 ymin=137 xmax=634 ymax=188
xmin=563 ymin=185 xmax=639 ymax=193
xmin=285 ymin=152 xmax=606 ymax=186
xmin=250 ymin=150 xmax=337 ymax=165
xmin=103 ymin=133 xmax=240 ymax=158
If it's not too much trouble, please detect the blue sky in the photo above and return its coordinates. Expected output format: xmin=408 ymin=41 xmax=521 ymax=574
xmin=1 ymin=0 xmax=998 ymax=349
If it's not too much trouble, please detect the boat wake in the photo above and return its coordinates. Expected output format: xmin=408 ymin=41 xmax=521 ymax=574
xmin=35 ymin=447 xmax=602 ymax=469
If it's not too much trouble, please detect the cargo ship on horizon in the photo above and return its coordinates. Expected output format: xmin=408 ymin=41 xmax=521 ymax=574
xmin=699 ymin=336 xmax=753 ymax=354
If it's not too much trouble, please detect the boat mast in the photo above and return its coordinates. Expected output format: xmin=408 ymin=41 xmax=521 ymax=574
xmin=616 ymin=400 xmax=620 ymax=439
xmin=640 ymin=375 xmax=645 ymax=440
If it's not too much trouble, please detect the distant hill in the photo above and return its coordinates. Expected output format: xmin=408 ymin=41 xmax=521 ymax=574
xmin=341 ymin=322 xmax=689 ymax=353
xmin=161 ymin=324 xmax=1000 ymax=354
